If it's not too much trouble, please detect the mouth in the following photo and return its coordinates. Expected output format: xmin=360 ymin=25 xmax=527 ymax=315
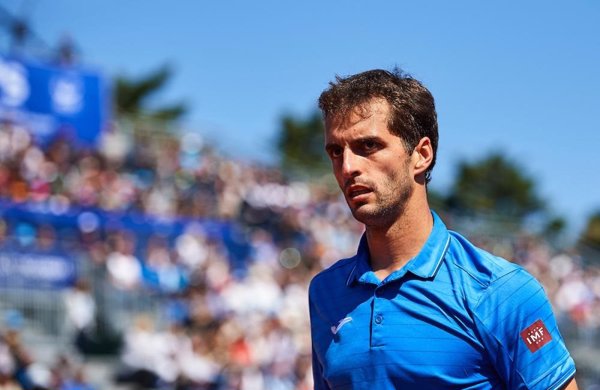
xmin=346 ymin=185 xmax=372 ymax=200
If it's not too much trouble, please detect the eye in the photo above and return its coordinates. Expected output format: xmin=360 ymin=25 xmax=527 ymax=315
xmin=364 ymin=140 xmax=376 ymax=149
xmin=326 ymin=145 xmax=343 ymax=159
xmin=362 ymin=139 xmax=380 ymax=153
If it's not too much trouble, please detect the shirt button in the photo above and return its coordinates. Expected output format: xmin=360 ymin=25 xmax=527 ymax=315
xmin=374 ymin=314 xmax=383 ymax=324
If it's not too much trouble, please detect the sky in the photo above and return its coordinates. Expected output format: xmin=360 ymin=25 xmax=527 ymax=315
xmin=3 ymin=0 xmax=600 ymax=237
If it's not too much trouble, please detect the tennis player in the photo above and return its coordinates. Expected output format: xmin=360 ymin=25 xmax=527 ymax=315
xmin=309 ymin=69 xmax=577 ymax=389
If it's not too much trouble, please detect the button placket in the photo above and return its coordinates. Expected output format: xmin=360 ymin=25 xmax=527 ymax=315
xmin=371 ymin=286 xmax=386 ymax=347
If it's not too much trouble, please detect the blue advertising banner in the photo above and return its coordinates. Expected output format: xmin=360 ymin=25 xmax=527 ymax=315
xmin=0 ymin=250 xmax=77 ymax=289
xmin=0 ymin=199 xmax=252 ymax=279
xmin=0 ymin=55 xmax=110 ymax=147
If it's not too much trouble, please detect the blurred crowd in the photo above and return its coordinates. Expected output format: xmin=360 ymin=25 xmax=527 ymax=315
xmin=1 ymin=317 xmax=94 ymax=390
xmin=0 ymin=119 xmax=599 ymax=389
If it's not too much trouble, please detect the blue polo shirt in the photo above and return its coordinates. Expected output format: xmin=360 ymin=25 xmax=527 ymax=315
xmin=309 ymin=211 xmax=575 ymax=389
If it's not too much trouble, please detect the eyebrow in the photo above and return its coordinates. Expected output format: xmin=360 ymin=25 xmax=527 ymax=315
xmin=354 ymin=136 xmax=382 ymax=144
xmin=325 ymin=136 xmax=383 ymax=152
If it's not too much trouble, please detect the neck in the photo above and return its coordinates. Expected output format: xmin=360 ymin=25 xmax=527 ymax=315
xmin=365 ymin=197 xmax=433 ymax=280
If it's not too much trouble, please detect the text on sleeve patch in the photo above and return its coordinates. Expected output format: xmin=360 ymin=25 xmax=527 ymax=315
xmin=520 ymin=319 xmax=552 ymax=353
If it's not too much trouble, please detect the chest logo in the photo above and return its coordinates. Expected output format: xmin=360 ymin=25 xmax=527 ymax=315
xmin=520 ymin=319 xmax=552 ymax=353
xmin=331 ymin=317 xmax=352 ymax=335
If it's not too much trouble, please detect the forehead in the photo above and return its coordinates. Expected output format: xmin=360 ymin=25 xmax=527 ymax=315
xmin=325 ymin=99 xmax=392 ymax=139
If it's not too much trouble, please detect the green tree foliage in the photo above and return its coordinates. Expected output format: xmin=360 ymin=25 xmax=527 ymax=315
xmin=427 ymin=188 xmax=447 ymax=211
xmin=446 ymin=153 xmax=544 ymax=219
xmin=277 ymin=110 xmax=330 ymax=178
xmin=580 ymin=211 xmax=600 ymax=248
xmin=543 ymin=216 xmax=567 ymax=237
xmin=114 ymin=65 xmax=187 ymax=123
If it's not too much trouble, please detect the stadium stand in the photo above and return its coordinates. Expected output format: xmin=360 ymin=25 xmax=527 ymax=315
xmin=0 ymin=117 xmax=599 ymax=389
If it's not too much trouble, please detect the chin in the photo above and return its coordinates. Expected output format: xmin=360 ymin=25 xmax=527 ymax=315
xmin=351 ymin=206 xmax=381 ymax=225
xmin=351 ymin=203 xmax=403 ymax=227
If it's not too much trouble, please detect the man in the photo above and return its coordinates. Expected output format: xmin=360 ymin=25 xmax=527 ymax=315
xmin=309 ymin=69 xmax=577 ymax=389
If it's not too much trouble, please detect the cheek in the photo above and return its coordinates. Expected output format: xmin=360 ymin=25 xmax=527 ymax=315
xmin=380 ymin=166 xmax=406 ymax=189
xmin=335 ymin=173 xmax=345 ymax=190
xmin=331 ymin=163 xmax=345 ymax=185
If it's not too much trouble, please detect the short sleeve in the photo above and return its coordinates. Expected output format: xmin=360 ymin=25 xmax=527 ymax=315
xmin=473 ymin=267 xmax=576 ymax=390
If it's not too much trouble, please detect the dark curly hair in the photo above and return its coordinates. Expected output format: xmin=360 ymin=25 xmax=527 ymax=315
xmin=318 ymin=68 xmax=438 ymax=184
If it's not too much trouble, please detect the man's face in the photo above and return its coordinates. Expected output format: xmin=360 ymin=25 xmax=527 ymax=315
xmin=324 ymin=99 xmax=415 ymax=227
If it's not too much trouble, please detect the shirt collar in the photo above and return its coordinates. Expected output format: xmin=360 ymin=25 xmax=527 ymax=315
xmin=345 ymin=234 xmax=378 ymax=286
xmin=346 ymin=210 xmax=451 ymax=287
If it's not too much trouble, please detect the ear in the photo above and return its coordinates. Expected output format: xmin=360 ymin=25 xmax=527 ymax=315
xmin=412 ymin=137 xmax=433 ymax=177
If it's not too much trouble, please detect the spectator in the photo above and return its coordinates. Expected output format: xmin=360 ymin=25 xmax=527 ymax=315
xmin=105 ymin=231 xmax=142 ymax=291
xmin=63 ymin=280 xmax=97 ymax=354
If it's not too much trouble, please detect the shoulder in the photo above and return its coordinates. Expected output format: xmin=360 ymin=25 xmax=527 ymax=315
xmin=445 ymin=230 xmax=524 ymax=289
xmin=443 ymin=233 xmax=551 ymax=333
xmin=309 ymin=256 xmax=356 ymax=296
xmin=442 ymin=230 xmax=545 ymax=317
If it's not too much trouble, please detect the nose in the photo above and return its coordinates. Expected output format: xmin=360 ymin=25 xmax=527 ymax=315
xmin=341 ymin=148 xmax=361 ymax=179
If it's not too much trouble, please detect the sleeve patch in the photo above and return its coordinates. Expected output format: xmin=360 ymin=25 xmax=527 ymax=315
xmin=520 ymin=319 xmax=552 ymax=353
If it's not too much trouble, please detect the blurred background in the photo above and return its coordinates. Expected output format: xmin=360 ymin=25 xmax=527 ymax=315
xmin=0 ymin=1 xmax=599 ymax=389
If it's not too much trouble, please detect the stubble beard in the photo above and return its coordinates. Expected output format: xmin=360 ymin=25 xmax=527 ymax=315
xmin=348 ymin=171 xmax=414 ymax=229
